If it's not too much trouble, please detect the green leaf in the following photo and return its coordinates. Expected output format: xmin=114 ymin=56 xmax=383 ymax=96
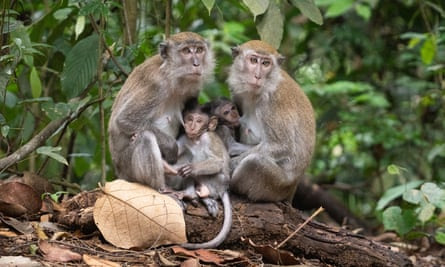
xmin=290 ymin=0 xmax=323 ymax=25
xmin=421 ymin=182 xmax=445 ymax=207
xmin=36 ymin=146 xmax=68 ymax=166
xmin=75 ymin=16 xmax=86 ymax=40
xmin=403 ymin=189 xmax=422 ymax=205
xmin=61 ymin=34 xmax=99 ymax=99
xmin=421 ymin=35 xmax=436 ymax=65
xmin=243 ymin=0 xmax=269 ymax=20
xmin=418 ymin=203 xmax=435 ymax=223
xmin=1 ymin=125 xmax=9 ymax=138
xmin=387 ymin=164 xmax=401 ymax=175
xmin=355 ymin=3 xmax=371 ymax=21
xmin=435 ymin=229 xmax=445 ymax=245
xmin=201 ymin=0 xmax=215 ymax=15
xmin=382 ymin=206 xmax=417 ymax=235
xmin=376 ymin=180 xmax=423 ymax=211
xmin=29 ymin=67 xmax=42 ymax=98
xmin=41 ymin=102 xmax=71 ymax=120
xmin=257 ymin=1 xmax=284 ymax=49
xmin=322 ymin=81 xmax=372 ymax=95
xmin=325 ymin=0 xmax=354 ymax=18
xmin=53 ymin=8 xmax=73 ymax=21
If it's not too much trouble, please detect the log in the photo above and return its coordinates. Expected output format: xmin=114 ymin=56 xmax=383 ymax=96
xmin=53 ymin=191 xmax=412 ymax=266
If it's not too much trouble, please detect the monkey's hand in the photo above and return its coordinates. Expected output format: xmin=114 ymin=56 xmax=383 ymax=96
xmin=177 ymin=164 xmax=193 ymax=178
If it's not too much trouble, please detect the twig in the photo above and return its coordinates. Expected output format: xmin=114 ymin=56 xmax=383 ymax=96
xmin=165 ymin=0 xmax=171 ymax=38
xmin=275 ymin=206 xmax=324 ymax=249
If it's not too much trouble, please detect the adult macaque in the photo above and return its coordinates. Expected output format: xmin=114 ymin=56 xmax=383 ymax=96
xmin=227 ymin=40 xmax=316 ymax=202
xmin=168 ymin=101 xmax=232 ymax=249
xmin=209 ymin=98 xmax=253 ymax=156
xmin=108 ymin=32 xmax=214 ymax=190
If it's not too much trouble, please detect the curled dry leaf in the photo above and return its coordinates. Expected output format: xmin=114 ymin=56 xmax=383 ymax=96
xmin=0 ymin=182 xmax=42 ymax=217
xmin=39 ymin=240 xmax=82 ymax=262
xmin=93 ymin=179 xmax=186 ymax=249
xmin=83 ymin=254 xmax=120 ymax=267
xmin=241 ymin=237 xmax=300 ymax=265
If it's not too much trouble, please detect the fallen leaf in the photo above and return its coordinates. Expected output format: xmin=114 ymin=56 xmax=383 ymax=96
xmin=83 ymin=254 xmax=120 ymax=267
xmin=241 ymin=237 xmax=300 ymax=265
xmin=155 ymin=251 xmax=178 ymax=266
xmin=181 ymin=257 xmax=200 ymax=267
xmin=32 ymin=222 xmax=48 ymax=240
xmin=0 ymin=182 xmax=42 ymax=216
xmin=172 ymin=246 xmax=224 ymax=265
xmin=39 ymin=240 xmax=82 ymax=262
xmin=0 ymin=216 xmax=33 ymax=234
xmin=93 ymin=179 xmax=186 ymax=249
xmin=0 ymin=230 xmax=18 ymax=237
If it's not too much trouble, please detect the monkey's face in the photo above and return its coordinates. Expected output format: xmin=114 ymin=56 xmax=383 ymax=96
xmin=243 ymin=52 xmax=273 ymax=91
xmin=183 ymin=111 xmax=210 ymax=141
xmin=177 ymin=43 xmax=208 ymax=80
xmin=217 ymin=103 xmax=240 ymax=127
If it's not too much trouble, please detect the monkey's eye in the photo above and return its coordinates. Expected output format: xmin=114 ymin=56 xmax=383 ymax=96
xmin=262 ymin=60 xmax=271 ymax=67
xmin=223 ymin=110 xmax=230 ymax=115
xmin=196 ymin=47 xmax=204 ymax=53
xmin=182 ymin=47 xmax=191 ymax=54
xmin=250 ymin=57 xmax=258 ymax=64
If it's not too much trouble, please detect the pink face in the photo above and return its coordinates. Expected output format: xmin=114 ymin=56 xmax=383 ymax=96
xmin=183 ymin=111 xmax=209 ymax=141
xmin=179 ymin=45 xmax=206 ymax=78
xmin=217 ymin=103 xmax=240 ymax=127
xmin=244 ymin=52 xmax=273 ymax=90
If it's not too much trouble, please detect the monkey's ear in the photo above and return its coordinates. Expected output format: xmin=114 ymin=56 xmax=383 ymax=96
xmin=277 ymin=54 xmax=285 ymax=66
xmin=231 ymin=46 xmax=240 ymax=58
xmin=208 ymin=116 xmax=218 ymax=131
xmin=159 ymin=41 xmax=169 ymax=59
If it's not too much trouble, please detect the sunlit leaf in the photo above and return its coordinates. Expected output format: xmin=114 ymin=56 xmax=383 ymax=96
xmin=36 ymin=146 xmax=69 ymax=166
xmin=435 ymin=229 xmax=445 ymax=245
xmin=418 ymin=203 xmax=435 ymax=223
xmin=290 ymin=0 xmax=323 ymax=25
xmin=1 ymin=125 xmax=9 ymax=138
xmin=75 ymin=16 xmax=86 ymax=40
xmin=420 ymin=35 xmax=436 ymax=65
xmin=376 ymin=180 xmax=423 ymax=211
xmin=403 ymin=189 xmax=422 ymax=205
xmin=355 ymin=3 xmax=371 ymax=21
xmin=201 ymin=0 xmax=215 ymax=15
xmin=243 ymin=0 xmax=269 ymax=20
xmin=421 ymin=182 xmax=445 ymax=207
xmin=53 ymin=8 xmax=73 ymax=21
xmin=257 ymin=1 xmax=283 ymax=49
xmin=61 ymin=34 xmax=99 ymax=98
xmin=29 ymin=67 xmax=42 ymax=98
xmin=325 ymin=0 xmax=354 ymax=18
xmin=41 ymin=102 xmax=71 ymax=120
xmin=382 ymin=206 xmax=416 ymax=235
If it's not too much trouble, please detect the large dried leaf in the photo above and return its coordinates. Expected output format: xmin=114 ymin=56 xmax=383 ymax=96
xmin=93 ymin=179 xmax=186 ymax=249
xmin=0 ymin=182 xmax=42 ymax=216
xmin=39 ymin=240 xmax=82 ymax=262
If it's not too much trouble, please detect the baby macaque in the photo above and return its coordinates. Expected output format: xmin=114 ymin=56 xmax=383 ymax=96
xmin=209 ymin=98 xmax=253 ymax=156
xmin=165 ymin=100 xmax=232 ymax=249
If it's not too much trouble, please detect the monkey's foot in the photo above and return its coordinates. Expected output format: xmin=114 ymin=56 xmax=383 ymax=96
xmin=201 ymin=198 xmax=219 ymax=218
xmin=195 ymin=184 xmax=210 ymax=198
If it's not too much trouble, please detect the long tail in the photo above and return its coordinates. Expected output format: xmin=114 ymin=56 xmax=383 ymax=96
xmin=181 ymin=192 xmax=232 ymax=249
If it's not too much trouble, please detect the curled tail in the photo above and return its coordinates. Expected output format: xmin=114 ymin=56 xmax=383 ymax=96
xmin=181 ymin=192 xmax=232 ymax=249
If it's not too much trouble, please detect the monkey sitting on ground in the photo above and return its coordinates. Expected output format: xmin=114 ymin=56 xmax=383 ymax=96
xmin=209 ymin=98 xmax=253 ymax=156
xmin=227 ymin=40 xmax=316 ymax=202
xmin=165 ymin=100 xmax=232 ymax=249
xmin=108 ymin=32 xmax=214 ymax=191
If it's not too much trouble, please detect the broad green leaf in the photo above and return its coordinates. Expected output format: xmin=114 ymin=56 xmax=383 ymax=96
xmin=387 ymin=164 xmax=401 ymax=175
xmin=75 ymin=16 xmax=86 ymax=40
xmin=355 ymin=3 xmax=371 ymax=21
xmin=201 ymin=0 xmax=215 ymax=15
xmin=382 ymin=206 xmax=416 ymax=235
xmin=428 ymin=144 xmax=445 ymax=162
xmin=37 ymin=146 xmax=68 ymax=166
xmin=435 ymin=229 xmax=445 ymax=245
xmin=29 ymin=67 xmax=42 ymax=98
xmin=41 ymin=102 xmax=71 ymax=120
xmin=257 ymin=1 xmax=283 ymax=49
xmin=376 ymin=180 xmax=423 ymax=211
xmin=408 ymin=37 xmax=421 ymax=49
xmin=61 ymin=34 xmax=99 ymax=99
xmin=290 ymin=0 xmax=323 ymax=25
xmin=421 ymin=35 xmax=436 ymax=65
xmin=243 ymin=0 xmax=269 ymax=20
xmin=1 ymin=125 xmax=9 ymax=138
xmin=325 ymin=0 xmax=354 ymax=18
xmin=421 ymin=182 xmax=445 ymax=207
xmin=418 ymin=203 xmax=435 ymax=223
xmin=403 ymin=189 xmax=422 ymax=205
xmin=53 ymin=8 xmax=73 ymax=21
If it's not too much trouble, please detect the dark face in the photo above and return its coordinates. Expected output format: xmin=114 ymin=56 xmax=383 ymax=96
xmin=217 ymin=103 xmax=240 ymax=127
xmin=183 ymin=111 xmax=209 ymax=140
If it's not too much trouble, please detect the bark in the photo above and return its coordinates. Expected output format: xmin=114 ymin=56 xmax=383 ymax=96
xmin=54 ymin=191 xmax=412 ymax=267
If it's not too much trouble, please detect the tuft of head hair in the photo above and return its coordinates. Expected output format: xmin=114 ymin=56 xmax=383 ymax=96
xmin=168 ymin=32 xmax=206 ymax=44
xmin=240 ymin=40 xmax=280 ymax=56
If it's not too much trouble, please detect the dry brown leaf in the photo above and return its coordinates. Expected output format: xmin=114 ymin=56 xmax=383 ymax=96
xmin=93 ymin=179 xmax=186 ymax=249
xmin=0 ymin=182 xmax=41 ymax=216
xmin=172 ymin=246 xmax=224 ymax=265
xmin=83 ymin=254 xmax=121 ymax=267
xmin=0 ymin=216 xmax=33 ymax=234
xmin=181 ymin=258 xmax=200 ymax=267
xmin=39 ymin=240 xmax=82 ymax=262
xmin=241 ymin=237 xmax=300 ymax=265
